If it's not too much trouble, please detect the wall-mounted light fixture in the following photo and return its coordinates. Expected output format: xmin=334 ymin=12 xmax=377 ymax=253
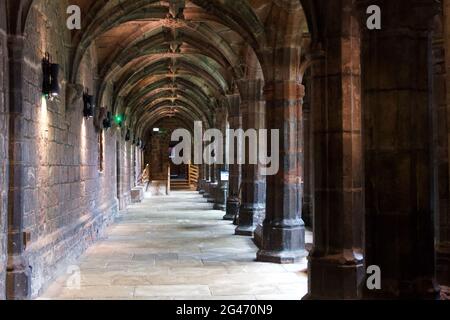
xmin=125 ymin=129 xmax=131 ymax=142
xmin=42 ymin=52 xmax=60 ymax=99
xmin=103 ymin=111 xmax=112 ymax=130
xmin=83 ymin=90 xmax=95 ymax=118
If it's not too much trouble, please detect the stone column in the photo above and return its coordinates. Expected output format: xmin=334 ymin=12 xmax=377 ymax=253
xmin=302 ymin=72 xmax=313 ymax=228
xmin=199 ymin=164 xmax=208 ymax=194
xmin=225 ymin=93 xmax=242 ymax=220
xmin=438 ymin=1 xmax=450 ymax=292
xmin=207 ymin=164 xmax=218 ymax=204
xmin=6 ymin=35 xmax=31 ymax=299
xmin=357 ymin=0 xmax=440 ymax=299
xmin=256 ymin=75 xmax=306 ymax=263
xmin=203 ymin=163 xmax=212 ymax=198
xmin=197 ymin=163 xmax=204 ymax=192
xmin=235 ymin=79 xmax=266 ymax=236
xmin=305 ymin=1 xmax=364 ymax=299
xmin=213 ymin=107 xmax=228 ymax=211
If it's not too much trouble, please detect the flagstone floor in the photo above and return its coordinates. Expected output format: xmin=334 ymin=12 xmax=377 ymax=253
xmin=39 ymin=191 xmax=310 ymax=300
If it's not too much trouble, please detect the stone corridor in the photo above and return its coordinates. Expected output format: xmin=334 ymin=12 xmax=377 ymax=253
xmin=39 ymin=192 xmax=309 ymax=300
xmin=2 ymin=0 xmax=450 ymax=301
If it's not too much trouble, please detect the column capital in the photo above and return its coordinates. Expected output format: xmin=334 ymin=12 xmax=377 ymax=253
xmin=237 ymin=79 xmax=265 ymax=102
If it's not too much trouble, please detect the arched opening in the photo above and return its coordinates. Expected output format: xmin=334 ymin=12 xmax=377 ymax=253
xmin=2 ymin=0 xmax=448 ymax=302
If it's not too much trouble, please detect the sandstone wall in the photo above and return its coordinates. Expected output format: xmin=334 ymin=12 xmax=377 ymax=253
xmin=16 ymin=0 xmax=132 ymax=297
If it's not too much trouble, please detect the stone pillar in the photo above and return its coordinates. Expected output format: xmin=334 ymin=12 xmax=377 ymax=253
xmin=202 ymin=164 xmax=211 ymax=198
xmin=438 ymin=0 xmax=450 ymax=292
xmin=225 ymin=93 xmax=242 ymax=220
xmin=235 ymin=79 xmax=266 ymax=236
xmin=302 ymin=72 xmax=313 ymax=228
xmin=305 ymin=1 xmax=364 ymax=299
xmin=256 ymin=75 xmax=306 ymax=263
xmin=6 ymin=35 xmax=31 ymax=300
xmin=357 ymin=0 xmax=440 ymax=299
xmin=213 ymin=108 xmax=228 ymax=211
xmin=207 ymin=164 xmax=218 ymax=204
xmin=197 ymin=164 xmax=204 ymax=192
xmin=198 ymin=164 xmax=207 ymax=195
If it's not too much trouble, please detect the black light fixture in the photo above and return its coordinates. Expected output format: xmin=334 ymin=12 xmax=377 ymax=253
xmin=42 ymin=52 xmax=60 ymax=99
xmin=125 ymin=129 xmax=131 ymax=142
xmin=83 ymin=90 xmax=95 ymax=118
xmin=103 ymin=111 xmax=112 ymax=130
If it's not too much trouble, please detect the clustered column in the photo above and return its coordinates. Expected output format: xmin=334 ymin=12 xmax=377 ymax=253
xmin=6 ymin=35 xmax=31 ymax=299
xmin=357 ymin=0 xmax=440 ymax=299
xmin=302 ymin=72 xmax=313 ymax=228
xmin=224 ymin=93 xmax=242 ymax=220
xmin=256 ymin=54 xmax=306 ymax=263
xmin=438 ymin=0 xmax=450 ymax=292
xmin=306 ymin=0 xmax=364 ymax=299
xmin=235 ymin=79 xmax=266 ymax=236
xmin=213 ymin=106 xmax=229 ymax=211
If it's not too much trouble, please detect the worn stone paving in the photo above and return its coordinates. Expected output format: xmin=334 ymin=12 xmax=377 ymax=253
xmin=39 ymin=191 xmax=310 ymax=300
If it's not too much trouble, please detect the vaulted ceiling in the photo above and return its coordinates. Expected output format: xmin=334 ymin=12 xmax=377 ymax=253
xmin=21 ymin=0 xmax=310 ymax=139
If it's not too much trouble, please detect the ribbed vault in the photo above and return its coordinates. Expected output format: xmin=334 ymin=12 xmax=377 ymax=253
xmin=14 ymin=0 xmax=310 ymax=144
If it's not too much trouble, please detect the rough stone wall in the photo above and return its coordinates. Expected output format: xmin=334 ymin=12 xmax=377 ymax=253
xmin=0 ymin=0 xmax=8 ymax=300
xmin=20 ymin=0 xmax=119 ymax=297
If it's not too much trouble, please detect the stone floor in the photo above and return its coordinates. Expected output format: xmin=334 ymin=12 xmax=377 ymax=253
xmin=39 ymin=191 xmax=310 ymax=300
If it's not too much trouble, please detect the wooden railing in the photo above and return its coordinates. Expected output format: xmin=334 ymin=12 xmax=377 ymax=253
xmin=188 ymin=164 xmax=199 ymax=188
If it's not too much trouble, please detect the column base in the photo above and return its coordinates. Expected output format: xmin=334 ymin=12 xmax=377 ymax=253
xmin=213 ymin=184 xmax=228 ymax=211
xmin=306 ymin=252 xmax=365 ymax=300
xmin=207 ymin=183 xmax=218 ymax=203
xmin=235 ymin=206 xmax=264 ymax=237
xmin=437 ymin=243 xmax=450 ymax=287
xmin=235 ymin=225 xmax=256 ymax=236
xmin=224 ymin=198 xmax=240 ymax=221
xmin=253 ymin=223 xmax=263 ymax=248
xmin=233 ymin=213 xmax=239 ymax=226
xmin=202 ymin=182 xmax=210 ymax=198
xmin=198 ymin=179 xmax=207 ymax=193
xmin=257 ymin=249 xmax=306 ymax=264
xmin=213 ymin=203 xmax=226 ymax=211
xmin=257 ymin=221 xmax=305 ymax=264
xmin=223 ymin=213 xmax=236 ymax=220
xmin=6 ymin=257 xmax=31 ymax=300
